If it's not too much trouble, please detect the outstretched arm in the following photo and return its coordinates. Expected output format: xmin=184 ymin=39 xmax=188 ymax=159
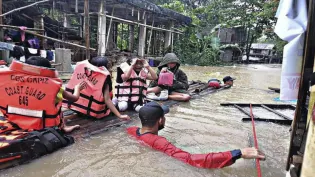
xmin=150 ymin=136 xmax=265 ymax=168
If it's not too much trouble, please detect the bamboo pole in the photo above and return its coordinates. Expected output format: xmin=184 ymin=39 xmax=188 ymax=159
xmin=0 ymin=0 xmax=3 ymax=42
xmin=147 ymin=19 xmax=154 ymax=55
xmin=0 ymin=0 xmax=50 ymax=17
xmin=84 ymin=0 xmax=90 ymax=59
xmin=0 ymin=25 xmax=45 ymax=32
xmin=287 ymin=0 xmax=315 ymax=171
xmin=75 ymin=0 xmax=78 ymax=13
xmin=300 ymin=0 xmax=315 ymax=175
xmin=105 ymin=7 xmax=115 ymax=52
xmin=105 ymin=14 xmax=182 ymax=34
xmin=0 ymin=24 xmax=95 ymax=50
xmin=67 ymin=13 xmax=182 ymax=34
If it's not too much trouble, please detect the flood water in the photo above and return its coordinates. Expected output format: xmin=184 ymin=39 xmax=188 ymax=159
xmin=1 ymin=64 xmax=292 ymax=177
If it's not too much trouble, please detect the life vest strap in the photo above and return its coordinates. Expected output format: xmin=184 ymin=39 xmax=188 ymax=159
xmin=65 ymin=88 xmax=105 ymax=105
xmin=115 ymin=85 xmax=147 ymax=98
xmin=45 ymin=127 xmax=68 ymax=146
xmin=29 ymin=131 xmax=54 ymax=152
xmin=126 ymin=77 xmax=146 ymax=84
xmin=115 ymin=85 xmax=148 ymax=90
xmin=0 ymin=106 xmax=60 ymax=119
xmin=64 ymin=88 xmax=109 ymax=117
xmin=62 ymin=101 xmax=109 ymax=114
xmin=117 ymin=94 xmax=146 ymax=97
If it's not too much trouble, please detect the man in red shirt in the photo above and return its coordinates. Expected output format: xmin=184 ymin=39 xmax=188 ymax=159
xmin=127 ymin=101 xmax=265 ymax=169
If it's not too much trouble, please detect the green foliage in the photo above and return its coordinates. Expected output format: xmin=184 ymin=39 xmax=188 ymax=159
xmin=157 ymin=0 xmax=281 ymax=65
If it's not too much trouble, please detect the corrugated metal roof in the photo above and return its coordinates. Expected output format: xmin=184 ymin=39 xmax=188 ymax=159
xmin=251 ymin=43 xmax=275 ymax=50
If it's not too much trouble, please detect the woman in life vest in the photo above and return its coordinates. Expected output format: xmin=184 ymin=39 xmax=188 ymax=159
xmin=25 ymin=56 xmax=87 ymax=132
xmin=115 ymin=58 xmax=158 ymax=112
xmin=64 ymin=56 xmax=130 ymax=121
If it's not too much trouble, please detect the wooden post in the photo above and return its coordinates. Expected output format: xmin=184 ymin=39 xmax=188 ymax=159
xmin=105 ymin=7 xmax=115 ymax=52
xmin=301 ymin=121 xmax=315 ymax=177
xmin=129 ymin=25 xmax=134 ymax=52
xmin=0 ymin=0 xmax=3 ymax=41
xmin=0 ymin=0 xmax=4 ymax=61
xmin=40 ymin=16 xmax=45 ymax=49
xmin=287 ymin=0 xmax=315 ymax=171
xmin=79 ymin=16 xmax=83 ymax=38
xmin=164 ymin=21 xmax=174 ymax=49
xmin=300 ymin=0 xmax=315 ymax=175
xmin=138 ymin=12 xmax=146 ymax=57
xmin=171 ymin=30 xmax=174 ymax=52
xmin=34 ymin=15 xmax=45 ymax=49
xmin=147 ymin=20 xmax=154 ymax=55
xmin=98 ymin=0 xmax=106 ymax=56
xmin=55 ymin=48 xmax=72 ymax=72
xmin=75 ymin=0 xmax=78 ymax=13
xmin=52 ymin=0 xmax=55 ymax=18
xmin=84 ymin=0 xmax=90 ymax=59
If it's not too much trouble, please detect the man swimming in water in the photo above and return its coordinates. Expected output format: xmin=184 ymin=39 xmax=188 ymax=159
xmin=127 ymin=101 xmax=265 ymax=168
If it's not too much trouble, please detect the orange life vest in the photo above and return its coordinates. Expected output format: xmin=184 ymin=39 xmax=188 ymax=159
xmin=63 ymin=60 xmax=111 ymax=119
xmin=115 ymin=66 xmax=148 ymax=104
xmin=0 ymin=60 xmax=62 ymax=130
xmin=0 ymin=127 xmax=74 ymax=170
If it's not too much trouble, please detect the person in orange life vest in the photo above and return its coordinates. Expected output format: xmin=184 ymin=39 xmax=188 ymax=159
xmin=115 ymin=58 xmax=158 ymax=112
xmin=64 ymin=56 xmax=130 ymax=121
xmin=147 ymin=53 xmax=191 ymax=102
xmin=25 ymin=57 xmax=87 ymax=132
xmin=127 ymin=101 xmax=266 ymax=169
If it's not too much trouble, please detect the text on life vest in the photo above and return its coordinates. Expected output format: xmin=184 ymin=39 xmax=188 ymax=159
xmin=77 ymin=73 xmax=98 ymax=85
xmin=11 ymin=75 xmax=49 ymax=84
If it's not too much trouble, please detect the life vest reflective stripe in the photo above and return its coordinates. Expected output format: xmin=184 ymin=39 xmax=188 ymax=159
xmin=63 ymin=60 xmax=111 ymax=119
xmin=0 ymin=60 xmax=62 ymax=130
xmin=115 ymin=65 xmax=148 ymax=104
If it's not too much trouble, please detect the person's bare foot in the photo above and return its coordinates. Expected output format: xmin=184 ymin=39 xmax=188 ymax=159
xmin=63 ymin=125 xmax=80 ymax=133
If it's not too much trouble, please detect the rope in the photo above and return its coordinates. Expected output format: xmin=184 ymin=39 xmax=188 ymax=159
xmin=249 ymin=104 xmax=262 ymax=177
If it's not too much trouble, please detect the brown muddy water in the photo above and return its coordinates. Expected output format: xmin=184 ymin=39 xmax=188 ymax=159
xmin=1 ymin=64 xmax=292 ymax=177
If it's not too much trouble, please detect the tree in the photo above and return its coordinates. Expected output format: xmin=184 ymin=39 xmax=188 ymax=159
xmin=215 ymin=0 xmax=279 ymax=63
xmin=156 ymin=0 xmax=280 ymax=65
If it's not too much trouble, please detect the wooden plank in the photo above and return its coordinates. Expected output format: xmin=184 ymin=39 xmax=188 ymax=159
xmin=65 ymin=84 xmax=230 ymax=138
xmin=0 ymin=24 xmax=96 ymax=50
xmin=233 ymin=104 xmax=256 ymax=118
xmin=261 ymin=104 xmax=293 ymax=120
xmin=220 ymin=103 xmax=296 ymax=109
xmin=0 ymin=25 xmax=44 ymax=31
xmin=0 ymin=0 xmax=50 ymax=17
xmin=288 ymin=0 xmax=315 ymax=171
xmin=242 ymin=118 xmax=292 ymax=125
xmin=268 ymin=87 xmax=280 ymax=93
xmin=84 ymin=0 xmax=90 ymax=59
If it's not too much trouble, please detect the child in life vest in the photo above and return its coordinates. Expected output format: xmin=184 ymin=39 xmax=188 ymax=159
xmin=64 ymin=56 xmax=130 ymax=121
xmin=115 ymin=58 xmax=158 ymax=112
xmin=25 ymin=56 xmax=87 ymax=133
